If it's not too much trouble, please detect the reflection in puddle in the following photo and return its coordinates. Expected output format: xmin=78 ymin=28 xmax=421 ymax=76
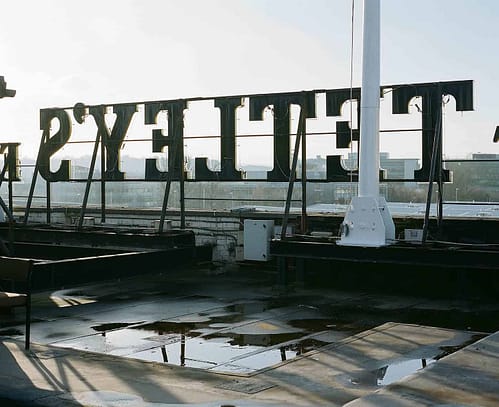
xmin=379 ymin=358 xmax=435 ymax=385
xmin=349 ymin=358 xmax=436 ymax=386
xmin=127 ymin=329 xmax=329 ymax=372
xmin=53 ymin=301 xmax=338 ymax=373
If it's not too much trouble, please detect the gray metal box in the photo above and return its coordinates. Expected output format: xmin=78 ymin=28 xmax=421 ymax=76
xmin=243 ymin=220 xmax=274 ymax=261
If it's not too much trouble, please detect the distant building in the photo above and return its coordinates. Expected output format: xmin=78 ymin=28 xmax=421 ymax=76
xmin=343 ymin=152 xmax=420 ymax=183
xmin=241 ymin=165 xmax=271 ymax=179
xmin=472 ymin=153 xmax=499 ymax=160
xmin=71 ymin=165 xmax=99 ymax=179
xmin=445 ymin=153 xmax=499 ymax=202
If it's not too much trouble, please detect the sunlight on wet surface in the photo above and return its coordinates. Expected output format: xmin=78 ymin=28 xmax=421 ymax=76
xmin=56 ymin=325 xmax=332 ymax=373
xmin=378 ymin=358 xmax=436 ymax=385
xmin=51 ymin=300 xmax=349 ymax=373
xmin=347 ymin=358 xmax=437 ymax=387
xmin=49 ymin=289 xmax=97 ymax=307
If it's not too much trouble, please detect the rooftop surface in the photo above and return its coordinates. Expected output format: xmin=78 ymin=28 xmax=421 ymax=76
xmin=1 ymin=263 xmax=498 ymax=406
xmin=234 ymin=202 xmax=499 ymax=219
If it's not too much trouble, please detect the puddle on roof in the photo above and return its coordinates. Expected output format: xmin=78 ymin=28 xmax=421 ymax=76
xmin=54 ymin=324 xmax=331 ymax=372
xmin=378 ymin=358 xmax=436 ymax=385
xmin=52 ymin=301 xmax=346 ymax=373
xmin=347 ymin=358 xmax=436 ymax=387
xmin=340 ymin=335 xmax=485 ymax=388
xmin=337 ymin=357 xmax=438 ymax=387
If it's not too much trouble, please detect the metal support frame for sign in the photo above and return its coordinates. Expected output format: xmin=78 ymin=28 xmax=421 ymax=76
xmin=281 ymin=105 xmax=307 ymax=240
xmin=0 ymin=164 xmax=14 ymax=222
xmin=0 ymin=198 xmax=12 ymax=222
xmin=101 ymin=129 xmax=106 ymax=223
xmin=422 ymin=95 xmax=444 ymax=243
xmin=0 ymin=162 xmax=15 ymax=255
xmin=23 ymin=132 xmax=47 ymax=225
xmin=158 ymin=129 xmax=179 ymax=233
xmin=180 ymin=168 xmax=186 ymax=229
xmin=8 ymin=170 xmax=13 ymax=212
xmin=301 ymin=109 xmax=307 ymax=235
xmin=78 ymin=130 xmax=101 ymax=230
xmin=0 ymin=164 xmax=7 ymax=201
xmin=0 ymin=143 xmax=20 ymax=216
xmin=158 ymin=156 xmax=174 ymax=233
xmin=46 ymin=179 xmax=51 ymax=224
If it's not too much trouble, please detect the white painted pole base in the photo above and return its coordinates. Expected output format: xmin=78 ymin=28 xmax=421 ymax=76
xmin=338 ymin=196 xmax=395 ymax=247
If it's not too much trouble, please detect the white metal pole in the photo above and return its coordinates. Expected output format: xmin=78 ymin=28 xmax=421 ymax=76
xmin=338 ymin=0 xmax=394 ymax=247
xmin=358 ymin=0 xmax=380 ymax=198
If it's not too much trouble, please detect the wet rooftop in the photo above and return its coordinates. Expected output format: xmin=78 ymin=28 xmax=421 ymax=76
xmin=1 ymin=262 xmax=498 ymax=406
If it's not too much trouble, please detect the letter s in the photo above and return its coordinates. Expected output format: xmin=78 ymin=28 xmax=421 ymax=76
xmin=39 ymin=109 xmax=72 ymax=182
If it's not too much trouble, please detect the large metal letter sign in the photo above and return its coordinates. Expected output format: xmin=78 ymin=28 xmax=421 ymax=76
xmin=32 ymin=81 xmax=472 ymax=184
xmin=144 ymin=101 xmax=187 ymax=181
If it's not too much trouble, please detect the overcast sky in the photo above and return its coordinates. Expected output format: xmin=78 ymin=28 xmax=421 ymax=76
xmin=1 ymin=0 xmax=498 ymax=164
